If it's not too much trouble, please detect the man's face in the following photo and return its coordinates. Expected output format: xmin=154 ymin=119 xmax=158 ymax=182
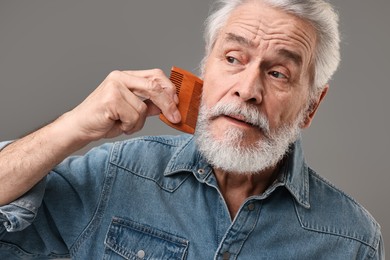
xmin=202 ymin=0 xmax=317 ymax=144
xmin=196 ymin=1 xmax=318 ymax=173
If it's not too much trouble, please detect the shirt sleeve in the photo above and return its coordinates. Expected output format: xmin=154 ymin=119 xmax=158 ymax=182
xmin=0 ymin=141 xmax=114 ymax=258
xmin=0 ymin=140 xmax=46 ymax=234
xmin=375 ymin=234 xmax=385 ymax=260
xmin=0 ymin=178 xmax=46 ymax=233
xmin=0 ymin=140 xmax=13 ymax=151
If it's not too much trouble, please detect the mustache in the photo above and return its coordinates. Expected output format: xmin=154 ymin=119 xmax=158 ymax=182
xmin=207 ymin=102 xmax=271 ymax=136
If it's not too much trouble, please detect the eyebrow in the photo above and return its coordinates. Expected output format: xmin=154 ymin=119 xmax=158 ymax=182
xmin=224 ymin=33 xmax=256 ymax=48
xmin=277 ymin=49 xmax=302 ymax=66
xmin=224 ymin=32 xmax=303 ymax=66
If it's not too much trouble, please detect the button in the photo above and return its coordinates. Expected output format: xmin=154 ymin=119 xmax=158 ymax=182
xmin=247 ymin=203 xmax=255 ymax=211
xmin=137 ymin=250 xmax=145 ymax=258
xmin=223 ymin=251 xmax=231 ymax=260
xmin=197 ymin=168 xmax=205 ymax=175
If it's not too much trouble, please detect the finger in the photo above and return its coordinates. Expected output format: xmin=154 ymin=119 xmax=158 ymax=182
xmin=117 ymin=87 xmax=149 ymax=132
xmin=147 ymin=82 xmax=181 ymax=123
xmin=122 ymin=69 xmax=179 ymax=104
xmin=113 ymin=96 xmax=147 ymax=135
xmin=117 ymin=82 xmax=169 ymax=121
xmin=144 ymin=100 xmax=163 ymax=116
xmin=134 ymin=82 xmax=181 ymax=123
xmin=109 ymin=70 xmax=181 ymax=123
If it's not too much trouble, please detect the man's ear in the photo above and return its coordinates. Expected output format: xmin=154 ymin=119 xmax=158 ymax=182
xmin=301 ymin=84 xmax=329 ymax=129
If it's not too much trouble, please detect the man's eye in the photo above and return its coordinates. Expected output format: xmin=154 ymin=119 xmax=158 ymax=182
xmin=226 ymin=56 xmax=239 ymax=64
xmin=269 ymin=71 xmax=287 ymax=79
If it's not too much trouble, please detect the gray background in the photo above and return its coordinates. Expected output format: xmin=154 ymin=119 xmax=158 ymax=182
xmin=1 ymin=0 xmax=389 ymax=253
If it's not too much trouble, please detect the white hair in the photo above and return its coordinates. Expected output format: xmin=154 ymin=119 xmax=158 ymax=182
xmin=200 ymin=0 xmax=340 ymax=99
xmin=195 ymin=100 xmax=304 ymax=173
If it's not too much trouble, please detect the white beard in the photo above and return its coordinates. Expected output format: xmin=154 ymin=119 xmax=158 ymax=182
xmin=194 ymin=101 xmax=304 ymax=174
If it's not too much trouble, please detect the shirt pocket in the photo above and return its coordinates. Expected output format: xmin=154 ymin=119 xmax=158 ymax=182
xmin=104 ymin=217 xmax=189 ymax=260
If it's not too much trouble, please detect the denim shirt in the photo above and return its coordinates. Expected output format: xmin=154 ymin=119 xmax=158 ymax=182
xmin=0 ymin=135 xmax=384 ymax=259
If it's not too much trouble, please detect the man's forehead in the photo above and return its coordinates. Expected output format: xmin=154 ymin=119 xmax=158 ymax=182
xmin=224 ymin=32 xmax=256 ymax=48
xmin=219 ymin=2 xmax=317 ymax=64
xmin=221 ymin=32 xmax=303 ymax=66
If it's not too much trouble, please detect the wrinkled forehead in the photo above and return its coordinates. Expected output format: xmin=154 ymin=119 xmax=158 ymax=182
xmin=219 ymin=1 xmax=317 ymax=63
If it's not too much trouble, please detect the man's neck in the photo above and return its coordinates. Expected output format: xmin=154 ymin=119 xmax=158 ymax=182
xmin=214 ymin=166 xmax=279 ymax=220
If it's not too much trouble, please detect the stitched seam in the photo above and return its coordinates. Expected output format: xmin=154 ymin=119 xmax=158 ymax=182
xmin=111 ymin=163 xmax=192 ymax=193
xmin=69 ymin=144 xmax=117 ymax=255
xmin=293 ymin=198 xmax=379 ymax=250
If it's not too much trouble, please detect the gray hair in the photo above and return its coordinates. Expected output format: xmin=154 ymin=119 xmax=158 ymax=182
xmin=201 ymin=0 xmax=340 ymax=99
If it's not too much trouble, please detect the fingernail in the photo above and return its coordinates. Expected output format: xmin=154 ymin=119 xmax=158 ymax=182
xmin=173 ymin=110 xmax=181 ymax=123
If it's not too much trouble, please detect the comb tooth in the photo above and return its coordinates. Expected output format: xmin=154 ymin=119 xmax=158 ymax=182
xmin=170 ymin=75 xmax=182 ymax=82
xmin=185 ymin=81 xmax=202 ymax=128
xmin=170 ymin=78 xmax=183 ymax=87
xmin=170 ymin=71 xmax=184 ymax=94
xmin=170 ymin=71 xmax=182 ymax=77
xmin=170 ymin=71 xmax=183 ymax=81
xmin=170 ymin=71 xmax=183 ymax=80
xmin=172 ymin=79 xmax=182 ymax=94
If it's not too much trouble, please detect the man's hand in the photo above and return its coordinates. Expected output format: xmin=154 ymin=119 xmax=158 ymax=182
xmin=0 ymin=68 xmax=180 ymax=205
xmin=61 ymin=69 xmax=181 ymax=142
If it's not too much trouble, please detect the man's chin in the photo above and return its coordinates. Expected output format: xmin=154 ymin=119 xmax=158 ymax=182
xmin=208 ymin=127 xmax=267 ymax=148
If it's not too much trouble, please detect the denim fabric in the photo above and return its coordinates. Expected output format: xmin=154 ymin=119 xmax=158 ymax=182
xmin=0 ymin=135 xmax=384 ymax=259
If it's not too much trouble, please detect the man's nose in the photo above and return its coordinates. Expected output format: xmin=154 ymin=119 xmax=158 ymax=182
xmin=233 ymin=68 xmax=263 ymax=104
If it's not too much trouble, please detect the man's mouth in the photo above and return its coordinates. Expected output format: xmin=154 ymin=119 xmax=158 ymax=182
xmin=221 ymin=114 xmax=257 ymax=127
xmin=206 ymin=102 xmax=271 ymax=137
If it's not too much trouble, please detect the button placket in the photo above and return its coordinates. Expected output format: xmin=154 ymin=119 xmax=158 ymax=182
xmin=216 ymin=201 xmax=261 ymax=259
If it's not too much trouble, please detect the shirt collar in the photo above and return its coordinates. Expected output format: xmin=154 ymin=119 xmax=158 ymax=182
xmin=164 ymin=135 xmax=310 ymax=209
xmin=163 ymin=135 xmax=211 ymax=179
xmin=279 ymin=138 xmax=311 ymax=208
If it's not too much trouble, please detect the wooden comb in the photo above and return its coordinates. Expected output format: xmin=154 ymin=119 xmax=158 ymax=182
xmin=159 ymin=66 xmax=203 ymax=134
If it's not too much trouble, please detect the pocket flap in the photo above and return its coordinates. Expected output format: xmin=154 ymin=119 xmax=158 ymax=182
xmin=105 ymin=217 xmax=189 ymax=260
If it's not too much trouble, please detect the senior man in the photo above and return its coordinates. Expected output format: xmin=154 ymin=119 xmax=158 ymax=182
xmin=0 ymin=0 xmax=384 ymax=259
